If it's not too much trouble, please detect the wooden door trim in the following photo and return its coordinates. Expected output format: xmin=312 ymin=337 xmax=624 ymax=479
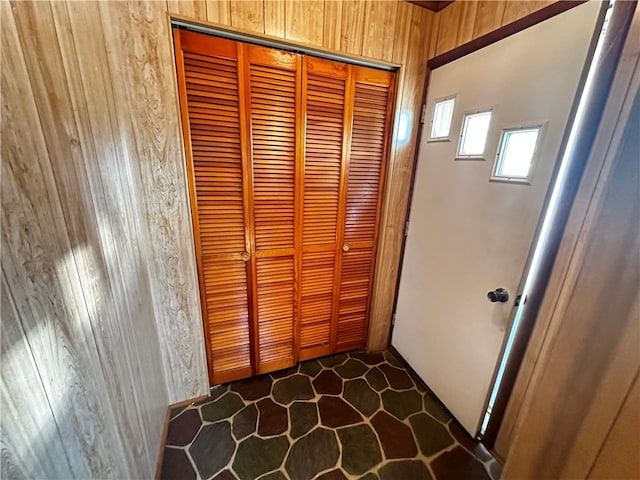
xmin=427 ymin=1 xmax=587 ymax=70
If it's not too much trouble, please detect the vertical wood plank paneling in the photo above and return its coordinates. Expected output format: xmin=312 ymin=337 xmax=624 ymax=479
xmin=0 ymin=274 xmax=74 ymax=479
xmin=472 ymin=0 xmax=507 ymax=38
xmin=230 ymin=0 xmax=265 ymax=33
xmin=285 ymin=0 xmax=324 ymax=46
xmin=456 ymin=0 xmax=478 ymax=46
xmin=340 ymin=0 xmax=367 ymax=55
xmin=435 ymin=0 xmax=462 ymax=55
xmin=323 ymin=0 xmax=343 ymax=51
xmin=167 ymin=0 xmax=208 ymax=20
xmin=97 ymin=1 xmax=208 ymax=404
xmin=206 ymin=0 xmax=231 ymax=24
xmin=368 ymin=4 xmax=433 ymax=350
xmin=3 ymin=2 xmax=133 ymax=477
xmin=362 ymin=0 xmax=399 ymax=62
xmin=265 ymin=0 xmax=285 ymax=37
xmin=502 ymin=0 xmax=554 ymax=26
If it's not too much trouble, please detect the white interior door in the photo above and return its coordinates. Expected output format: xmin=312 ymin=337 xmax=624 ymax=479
xmin=392 ymin=2 xmax=602 ymax=437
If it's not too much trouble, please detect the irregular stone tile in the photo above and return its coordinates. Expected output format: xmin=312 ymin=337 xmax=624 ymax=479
xmin=424 ymin=392 xmax=451 ymax=423
xmin=260 ymin=471 xmax=287 ymax=480
xmin=316 ymin=469 xmax=349 ymax=480
xmin=160 ymin=447 xmax=196 ymax=480
xmin=381 ymin=390 xmax=422 ymax=420
xmin=379 ymin=460 xmax=433 ymax=480
xmin=166 ymin=408 xmax=202 ymax=446
xmin=271 ymin=367 xmax=298 ymax=379
xmin=189 ymin=421 xmax=235 ymax=479
xmin=299 ymin=359 xmax=323 ymax=377
xmin=448 ymin=421 xmax=493 ymax=462
xmin=231 ymin=375 xmax=273 ymax=401
xmin=312 ymin=370 xmax=343 ymax=395
xmin=359 ymin=474 xmax=379 ymax=480
xmin=289 ymin=401 xmax=318 ymax=439
xmin=430 ymin=446 xmax=491 ymax=480
xmin=409 ymin=413 xmax=454 ymax=456
xmin=257 ymin=398 xmax=288 ymax=436
xmin=170 ymin=404 xmax=188 ymax=419
xmin=272 ymin=375 xmax=314 ymax=405
xmin=194 ymin=384 xmax=229 ymax=406
xmin=319 ymin=353 xmax=348 ymax=368
xmin=350 ymin=351 xmax=385 ymax=365
xmin=233 ymin=404 xmax=258 ymax=440
xmin=489 ymin=460 xmax=503 ymax=480
xmin=213 ymin=470 xmax=237 ymax=480
xmin=365 ymin=367 xmax=389 ymax=392
xmin=337 ymin=424 xmax=382 ymax=475
xmin=378 ymin=364 xmax=414 ymax=390
xmin=318 ymin=396 xmax=363 ymax=428
xmin=335 ymin=359 xmax=368 ymax=379
xmin=285 ymin=428 xmax=340 ymax=480
xmin=383 ymin=350 xmax=403 ymax=367
xmin=370 ymin=411 xmax=418 ymax=459
xmin=344 ymin=379 xmax=380 ymax=417
xmin=232 ymin=435 xmax=290 ymax=480
xmin=201 ymin=392 xmax=245 ymax=422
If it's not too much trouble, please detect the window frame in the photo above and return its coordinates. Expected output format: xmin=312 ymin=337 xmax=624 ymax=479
xmin=456 ymin=107 xmax=495 ymax=160
xmin=490 ymin=123 xmax=546 ymax=185
xmin=427 ymin=94 xmax=457 ymax=142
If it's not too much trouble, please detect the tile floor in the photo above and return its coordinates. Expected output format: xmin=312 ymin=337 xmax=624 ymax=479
xmin=159 ymin=350 xmax=502 ymax=480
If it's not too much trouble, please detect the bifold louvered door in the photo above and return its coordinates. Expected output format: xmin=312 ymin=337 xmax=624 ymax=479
xmin=174 ymin=28 xmax=395 ymax=384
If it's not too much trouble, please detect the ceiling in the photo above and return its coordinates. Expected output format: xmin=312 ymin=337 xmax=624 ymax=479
xmin=406 ymin=1 xmax=455 ymax=12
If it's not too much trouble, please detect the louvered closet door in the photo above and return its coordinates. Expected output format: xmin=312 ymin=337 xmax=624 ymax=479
xmin=336 ymin=66 xmax=396 ymax=351
xmin=174 ymin=30 xmax=253 ymax=384
xmin=298 ymin=57 xmax=349 ymax=360
xmin=244 ymin=45 xmax=301 ymax=374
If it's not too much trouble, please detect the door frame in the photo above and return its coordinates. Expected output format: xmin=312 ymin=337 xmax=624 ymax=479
xmin=388 ymin=0 xmax=616 ymax=452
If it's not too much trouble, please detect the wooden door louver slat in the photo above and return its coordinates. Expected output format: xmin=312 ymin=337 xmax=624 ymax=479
xmin=175 ymin=29 xmax=395 ymax=384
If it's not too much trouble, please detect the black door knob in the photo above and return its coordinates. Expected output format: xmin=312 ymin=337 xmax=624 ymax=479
xmin=487 ymin=288 xmax=509 ymax=303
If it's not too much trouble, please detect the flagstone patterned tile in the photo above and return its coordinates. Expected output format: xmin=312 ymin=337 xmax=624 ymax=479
xmin=161 ymin=350 xmax=499 ymax=480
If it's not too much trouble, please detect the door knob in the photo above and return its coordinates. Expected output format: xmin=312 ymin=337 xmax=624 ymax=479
xmin=342 ymin=243 xmax=350 ymax=252
xmin=240 ymin=252 xmax=250 ymax=262
xmin=487 ymin=288 xmax=509 ymax=303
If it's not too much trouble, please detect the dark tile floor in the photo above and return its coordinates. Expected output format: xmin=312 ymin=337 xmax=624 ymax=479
xmin=160 ymin=350 xmax=502 ymax=480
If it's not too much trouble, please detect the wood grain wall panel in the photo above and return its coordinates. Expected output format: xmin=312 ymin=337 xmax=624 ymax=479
xmin=435 ymin=0 xmax=462 ymax=55
xmin=206 ymin=0 xmax=231 ymax=24
xmin=502 ymin=0 xmax=554 ymax=26
xmin=97 ymin=1 xmax=208 ymax=403
xmin=323 ymin=0 xmax=343 ymax=51
xmin=456 ymin=0 xmax=478 ymax=45
xmin=230 ymin=0 xmax=265 ymax=33
xmin=285 ymin=0 xmax=324 ymax=46
xmin=1 ymin=274 xmax=74 ymax=479
xmin=368 ymin=5 xmax=433 ymax=350
xmin=340 ymin=0 xmax=367 ymax=55
xmin=472 ymin=1 xmax=506 ymax=38
xmin=167 ymin=0 xmax=207 ymax=20
xmin=265 ymin=0 xmax=285 ymax=37
xmin=363 ymin=0 xmax=399 ymax=62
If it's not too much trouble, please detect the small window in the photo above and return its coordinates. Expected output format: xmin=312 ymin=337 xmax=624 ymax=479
xmin=429 ymin=96 xmax=456 ymax=140
xmin=457 ymin=110 xmax=492 ymax=158
xmin=492 ymin=126 xmax=542 ymax=182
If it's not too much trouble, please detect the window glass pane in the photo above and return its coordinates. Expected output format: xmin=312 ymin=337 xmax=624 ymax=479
xmin=458 ymin=111 xmax=492 ymax=156
xmin=495 ymin=128 xmax=540 ymax=179
xmin=430 ymin=98 xmax=455 ymax=138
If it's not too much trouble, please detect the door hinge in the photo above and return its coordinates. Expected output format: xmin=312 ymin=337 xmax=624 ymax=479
xmin=420 ymin=103 xmax=427 ymax=124
xmin=404 ymin=220 xmax=410 ymax=237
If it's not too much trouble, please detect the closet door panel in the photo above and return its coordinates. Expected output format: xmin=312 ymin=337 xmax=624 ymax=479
xmin=337 ymin=66 xmax=395 ymax=351
xmin=299 ymin=57 xmax=349 ymax=358
xmin=245 ymin=44 xmax=300 ymax=372
xmin=175 ymin=30 xmax=253 ymax=384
